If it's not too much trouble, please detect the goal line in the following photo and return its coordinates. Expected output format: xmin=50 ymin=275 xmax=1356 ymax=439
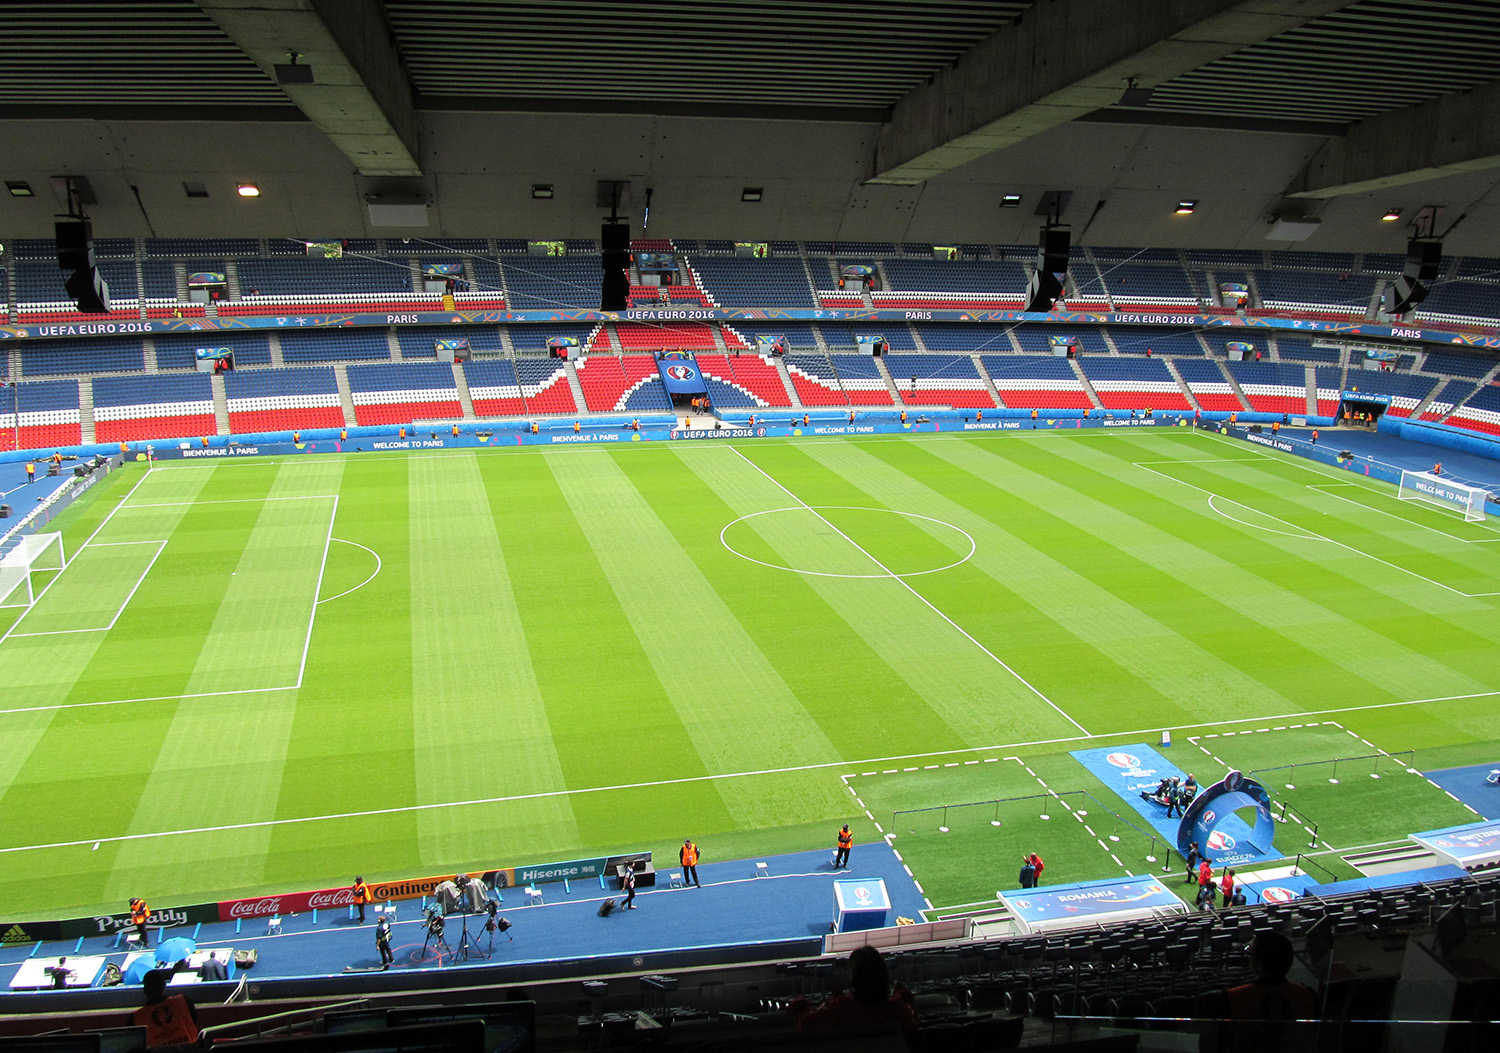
xmin=1397 ymin=470 xmax=1489 ymax=523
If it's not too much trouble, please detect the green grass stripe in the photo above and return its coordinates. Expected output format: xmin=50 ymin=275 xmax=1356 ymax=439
xmin=546 ymin=448 xmax=843 ymax=827
xmin=407 ymin=453 xmax=580 ymax=866
xmin=948 ymin=434 xmax=1496 ymax=716
xmin=721 ymin=441 xmax=1090 ymax=743
xmin=636 ymin=445 xmax=970 ymax=756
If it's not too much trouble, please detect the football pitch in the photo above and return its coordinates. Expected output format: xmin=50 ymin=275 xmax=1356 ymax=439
xmin=1 ymin=428 xmax=1498 ymax=921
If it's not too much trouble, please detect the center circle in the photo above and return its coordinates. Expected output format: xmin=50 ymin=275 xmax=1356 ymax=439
xmin=719 ymin=506 xmax=976 ymax=579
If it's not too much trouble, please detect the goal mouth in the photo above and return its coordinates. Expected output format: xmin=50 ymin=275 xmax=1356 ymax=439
xmin=0 ymin=531 xmax=66 ymax=610
xmin=1397 ymin=470 xmax=1488 ymax=523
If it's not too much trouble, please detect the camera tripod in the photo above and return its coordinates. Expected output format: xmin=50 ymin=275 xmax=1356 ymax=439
xmin=454 ymin=909 xmax=483 ymax=962
xmin=482 ymin=901 xmax=513 ymax=955
xmin=421 ymin=913 xmax=450 ymax=963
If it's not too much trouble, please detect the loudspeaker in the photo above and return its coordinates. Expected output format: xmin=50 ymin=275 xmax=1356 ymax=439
xmin=601 ymin=222 xmax=631 ymax=310
xmin=55 ymin=218 xmax=93 ymax=272
xmin=601 ymin=223 xmax=630 ymax=254
xmin=1024 ymin=270 xmax=1065 ymax=313
xmin=66 ymin=266 xmax=112 ymax=314
xmin=1404 ymin=239 xmax=1441 ymax=282
xmin=1387 ymin=274 xmax=1427 ymax=314
xmin=1038 ymin=227 xmax=1070 ymax=276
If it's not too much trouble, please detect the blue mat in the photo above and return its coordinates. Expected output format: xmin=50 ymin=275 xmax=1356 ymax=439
xmin=0 ymin=845 xmax=928 ymax=991
xmin=1422 ymin=764 xmax=1500 ymax=819
xmin=1069 ymin=743 xmax=1282 ymax=867
xmin=1239 ymin=873 xmax=1322 ymax=905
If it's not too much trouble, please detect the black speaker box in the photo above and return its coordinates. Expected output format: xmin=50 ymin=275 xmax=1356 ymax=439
xmin=601 ymin=223 xmax=630 ymax=254
xmin=1038 ymin=227 xmax=1071 ymax=275
xmin=1025 ymin=270 xmax=1065 ymax=313
xmin=1387 ymin=274 xmax=1427 ymax=314
xmin=1403 ymin=239 xmax=1441 ymax=282
xmin=55 ymin=218 xmax=93 ymax=273
xmin=66 ymin=266 xmax=112 ymax=314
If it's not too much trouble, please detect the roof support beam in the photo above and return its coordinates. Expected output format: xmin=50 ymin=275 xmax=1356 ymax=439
xmin=869 ymin=0 xmax=1349 ymax=185
xmin=1285 ymin=80 xmax=1500 ymax=198
xmin=197 ymin=0 xmax=421 ymax=177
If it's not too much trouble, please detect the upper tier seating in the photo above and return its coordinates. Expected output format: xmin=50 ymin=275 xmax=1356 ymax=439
xmin=1253 ymin=268 xmax=1374 ymax=316
xmin=501 ymin=257 xmax=607 ymax=310
xmin=92 ymin=373 xmax=216 ymax=442
xmin=224 ymin=367 xmax=344 ymax=432
xmin=1104 ymin=326 xmax=1203 ymax=357
xmin=1415 ymin=280 xmax=1500 ymax=327
xmin=278 ymin=329 xmax=391 ymax=365
xmin=912 ymin=324 xmax=1016 ymax=354
xmin=727 ymin=322 xmax=820 ymax=350
xmin=814 ymin=323 xmax=916 ymax=352
xmin=575 ymin=355 xmax=671 ymax=412
xmin=237 ymin=257 xmax=414 ymax=296
xmin=1421 ymin=350 xmax=1495 ymax=378
xmin=1011 ymin=325 xmax=1113 ymax=356
xmin=694 ymin=354 xmax=791 ymax=408
xmin=981 ymin=355 xmax=1091 ymax=410
xmin=1268 ymin=250 xmax=1358 ymax=271
xmin=1065 ymin=260 xmax=1110 ymax=303
xmin=1274 ymin=337 xmax=1342 ymax=364
xmin=1173 ymin=357 xmax=1243 ymax=412
xmin=687 ymin=257 xmax=816 ymax=308
xmin=153 ymin=332 xmax=273 ymax=371
xmin=881 ymin=353 xmax=994 ymax=408
xmin=0 ymin=378 xmax=82 ymax=451
xmin=508 ymin=323 xmax=599 ymax=355
xmin=1225 ymin=360 xmax=1310 ymax=415
xmin=1077 ymin=356 xmax=1190 ymax=410
xmin=876 ymin=259 xmax=1029 ymax=306
xmin=347 ymin=362 xmax=463 ymax=425
xmin=1102 ymin=263 xmax=1201 ymax=307
xmin=145 ymin=238 xmax=259 ymax=257
xmin=21 ymin=337 xmax=144 ymax=377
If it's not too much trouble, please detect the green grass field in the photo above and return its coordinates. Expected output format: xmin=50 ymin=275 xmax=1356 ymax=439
xmin=2 ymin=428 xmax=1497 ymax=921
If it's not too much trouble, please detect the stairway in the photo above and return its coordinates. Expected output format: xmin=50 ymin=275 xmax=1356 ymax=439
xmin=1068 ymin=358 xmax=1104 ymax=411
xmin=78 ymin=378 xmax=97 ymax=445
xmin=451 ymin=361 xmax=475 ymax=419
xmin=211 ymin=372 xmax=229 ymax=434
xmin=565 ymin=360 xmax=588 ymax=412
xmin=1162 ymin=358 xmax=1200 ymax=413
xmin=972 ymin=355 xmax=1007 ymax=408
xmin=874 ymin=357 xmax=906 ymax=405
xmin=334 ymin=364 xmax=357 ymax=427
xmin=772 ymin=356 xmax=803 ymax=408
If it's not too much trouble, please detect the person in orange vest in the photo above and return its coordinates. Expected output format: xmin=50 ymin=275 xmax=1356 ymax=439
xmin=976 ymin=408 xmax=983 ymax=422
xmin=399 ymin=426 xmax=407 ymax=439
xmin=834 ymin=825 xmax=853 ymax=869
xmin=530 ymin=421 xmax=539 ymax=435
xmin=802 ymin=413 xmax=809 ymax=426
xmin=293 ymin=430 xmax=301 ymax=444
xmin=51 ymin=451 xmax=62 ymax=467
xmin=340 ymin=427 xmax=347 ymax=442
xmin=630 ymin=418 xmax=640 ymax=431
xmin=1311 ymin=429 xmax=1319 ymax=445
xmin=1432 ymin=462 xmax=1442 ymax=475
xmin=1229 ymin=412 xmax=1238 ymax=424
xmin=129 ymin=898 xmax=150 ymax=945
xmin=1271 ymin=420 xmax=1280 ymax=435
xmin=679 ymin=839 xmax=701 ymax=888
xmin=132 ymin=969 xmax=200 ymax=1048
xmin=847 ymin=409 xmax=855 ymax=424
xmin=899 ymin=411 xmax=907 ymax=425
xmin=573 ymin=420 xmax=581 ymax=433
xmin=1031 ymin=409 xmax=1038 ymax=422
xmin=200 ymin=436 xmax=209 ymax=447
xmin=352 ymin=875 xmax=370 ymax=924
xmin=25 ymin=460 xmax=34 ymax=483
xmin=452 ymin=423 xmax=459 ymax=438
xmin=748 ymin=414 xmax=755 ymax=427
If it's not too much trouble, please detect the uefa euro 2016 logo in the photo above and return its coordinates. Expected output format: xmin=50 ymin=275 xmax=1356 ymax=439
xmin=666 ymin=365 xmax=695 ymax=380
xmin=1207 ymin=831 xmax=1237 ymax=852
xmin=1106 ymin=752 xmax=1141 ymax=769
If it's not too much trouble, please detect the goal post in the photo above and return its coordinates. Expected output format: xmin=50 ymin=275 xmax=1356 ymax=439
xmin=0 ymin=531 xmax=66 ymax=610
xmin=1398 ymin=470 xmax=1488 ymax=522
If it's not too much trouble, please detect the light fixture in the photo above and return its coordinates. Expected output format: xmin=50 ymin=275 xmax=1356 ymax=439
xmin=6 ymin=181 xmax=32 ymax=197
xmin=1000 ymin=194 xmax=1022 ymax=208
xmin=236 ymin=183 xmax=260 ymax=198
xmin=1174 ymin=200 xmax=1197 ymax=215
xmin=531 ymin=184 xmax=553 ymax=199
xmin=1381 ymin=207 xmax=1402 ymax=221
xmin=183 ymin=181 xmax=209 ymax=199
xmin=741 ymin=187 xmax=763 ymax=202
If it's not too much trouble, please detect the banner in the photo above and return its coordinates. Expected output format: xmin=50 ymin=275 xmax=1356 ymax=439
xmin=186 ymin=272 xmax=225 ymax=288
xmin=194 ymin=346 xmax=232 ymax=362
xmin=218 ymin=885 xmax=357 ymax=922
xmin=421 ymin=263 xmax=464 ymax=278
xmin=655 ymin=355 xmax=707 ymax=394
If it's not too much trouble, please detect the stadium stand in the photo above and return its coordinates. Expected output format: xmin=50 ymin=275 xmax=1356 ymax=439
xmin=462 ymin=359 xmax=527 ymax=417
xmin=1077 ymin=356 xmax=1191 ymax=411
xmin=153 ymin=332 xmax=272 ymax=371
xmin=615 ymin=321 xmax=719 ymax=352
xmin=346 ymin=362 xmax=463 ymax=425
xmin=92 ymin=373 xmax=216 ymax=442
xmin=514 ymin=358 xmax=579 ymax=415
xmin=278 ymin=329 xmax=391 ymax=364
xmin=695 ymin=354 xmax=792 ymax=407
xmin=687 ymin=257 xmax=817 ymax=308
xmin=236 ymin=256 xmax=413 ymax=296
xmin=783 ymin=354 xmax=849 ymax=406
xmin=1253 ymin=268 xmax=1374 ymax=316
xmin=1314 ymin=365 xmax=1346 ymax=417
xmin=1416 ymin=280 xmax=1500 ymax=327
xmin=981 ymin=355 xmax=1091 ymax=409
xmin=910 ymin=323 xmax=1011 ymax=354
xmin=224 ymin=367 xmax=344 ymax=432
xmin=1011 ymin=325 xmax=1112 ymax=357
xmin=1419 ymin=379 xmax=1480 ymax=422
xmin=1100 ymin=263 xmax=1202 ymax=309
xmin=875 ymin=258 xmax=1029 ymax=307
xmin=1104 ymin=326 xmax=1204 ymax=357
xmin=0 ymin=378 xmax=82 ymax=451
xmin=1274 ymin=337 xmax=1343 ymax=364
xmin=501 ymin=257 xmax=604 ymax=310
xmin=394 ymin=325 xmax=505 ymax=360
xmin=881 ymin=353 xmax=995 ymax=408
xmin=1173 ymin=357 xmax=1244 ymax=413
xmin=827 ymin=354 xmax=894 ymax=405
xmin=1225 ymin=360 xmax=1311 ymax=415
xmin=576 ymin=354 xmax=671 ymax=412
xmin=20 ymin=337 xmax=144 ymax=377
xmin=728 ymin=322 xmax=820 ymax=350
xmin=1342 ymin=367 xmax=1437 ymax=418
xmin=145 ymin=237 xmax=259 ymax=257
xmin=509 ymin=323 xmax=599 ymax=355
xmin=1445 ymin=384 xmax=1500 ymax=437
xmin=1421 ymin=350 xmax=1496 ymax=379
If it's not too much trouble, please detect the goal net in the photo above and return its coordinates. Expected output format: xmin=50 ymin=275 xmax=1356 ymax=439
xmin=0 ymin=531 xmax=66 ymax=609
xmin=1398 ymin=470 xmax=1488 ymax=522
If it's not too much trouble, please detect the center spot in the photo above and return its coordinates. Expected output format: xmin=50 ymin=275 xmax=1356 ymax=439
xmin=719 ymin=506 xmax=976 ymax=579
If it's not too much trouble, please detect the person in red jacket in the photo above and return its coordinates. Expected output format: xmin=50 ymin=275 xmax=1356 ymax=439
xmin=1197 ymin=860 xmax=1215 ymax=910
xmin=1028 ymin=852 xmax=1046 ymax=886
xmin=1220 ymin=868 xmax=1237 ymax=909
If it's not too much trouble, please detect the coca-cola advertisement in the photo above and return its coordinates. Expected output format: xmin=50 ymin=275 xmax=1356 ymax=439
xmin=218 ymin=885 xmax=356 ymax=922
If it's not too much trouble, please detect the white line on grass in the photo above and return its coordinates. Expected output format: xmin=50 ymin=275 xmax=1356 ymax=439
xmin=725 ymin=446 xmax=1090 ymax=736
xmin=1305 ymin=483 xmax=1500 ymax=543
xmin=315 ymin=539 xmax=383 ymax=605
xmin=9 ymin=539 xmax=168 ymax=637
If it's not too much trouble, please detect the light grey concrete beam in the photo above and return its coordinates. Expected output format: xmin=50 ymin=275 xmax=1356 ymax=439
xmin=197 ymin=0 xmax=420 ymax=176
xmin=869 ymin=0 xmax=1349 ymax=185
xmin=1285 ymin=80 xmax=1500 ymax=198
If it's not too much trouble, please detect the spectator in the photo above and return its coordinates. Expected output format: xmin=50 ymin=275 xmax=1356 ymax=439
xmin=1198 ymin=930 xmax=1317 ymax=1052
xmin=789 ymin=946 xmax=918 ymax=1036
xmin=1018 ymin=856 xmax=1036 ymax=889
xmin=131 ymin=969 xmax=200 ymax=1049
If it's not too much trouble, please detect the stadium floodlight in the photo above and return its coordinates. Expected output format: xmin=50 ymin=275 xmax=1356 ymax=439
xmin=1398 ymin=470 xmax=1488 ymax=522
xmin=0 ymin=532 xmax=66 ymax=610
